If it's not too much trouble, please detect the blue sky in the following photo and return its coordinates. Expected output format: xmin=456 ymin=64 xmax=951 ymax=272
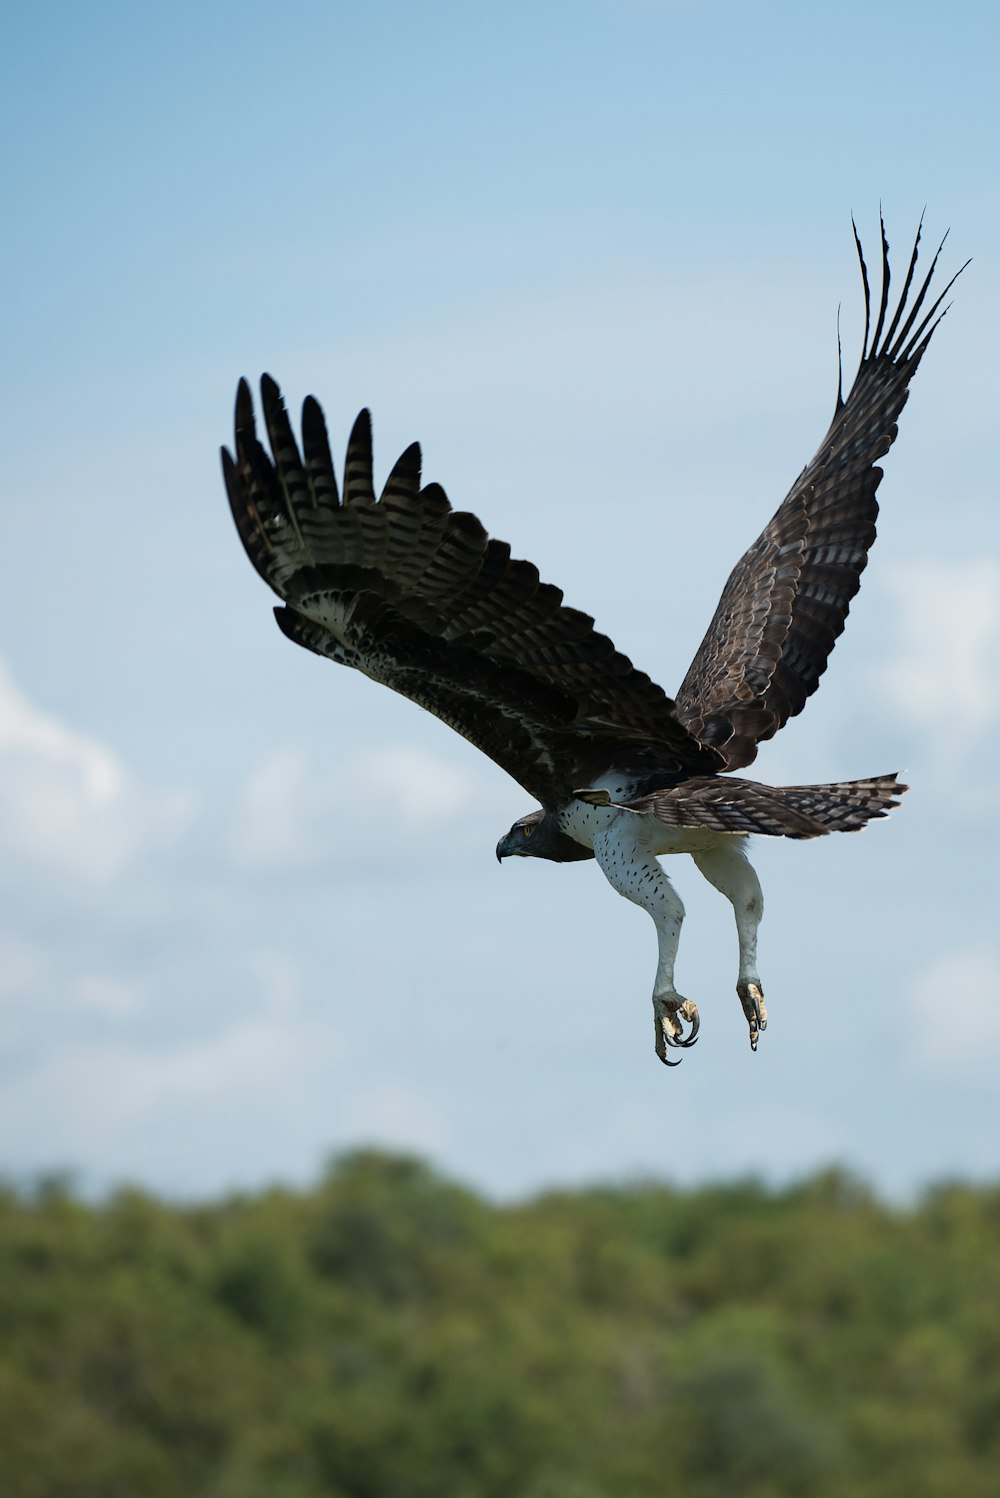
xmin=1 ymin=0 xmax=998 ymax=1200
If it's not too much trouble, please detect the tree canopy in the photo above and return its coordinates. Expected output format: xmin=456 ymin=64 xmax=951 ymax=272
xmin=2 ymin=1152 xmax=999 ymax=1497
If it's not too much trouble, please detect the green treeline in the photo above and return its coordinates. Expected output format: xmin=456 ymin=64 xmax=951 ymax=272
xmin=2 ymin=1152 xmax=1000 ymax=1498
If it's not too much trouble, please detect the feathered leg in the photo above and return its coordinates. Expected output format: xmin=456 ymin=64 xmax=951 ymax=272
xmin=592 ymin=826 xmax=699 ymax=1065
xmin=691 ymin=840 xmax=767 ymax=1050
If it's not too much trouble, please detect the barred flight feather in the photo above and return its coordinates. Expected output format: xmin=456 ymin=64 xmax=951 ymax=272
xmin=675 ymin=214 xmax=968 ymax=772
xmin=224 ymin=218 xmax=962 ymax=1064
xmin=222 ymin=217 xmax=962 ymax=822
xmin=624 ymin=773 xmax=906 ymax=840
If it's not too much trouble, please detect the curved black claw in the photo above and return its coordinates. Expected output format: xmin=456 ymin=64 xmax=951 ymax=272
xmin=654 ymin=998 xmax=700 ymax=1067
xmin=737 ymin=981 xmax=767 ymax=1053
xmin=657 ymin=1005 xmax=700 ymax=1066
xmin=748 ymin=992 xmax=762 ymax=1052
xmin=664 ymin=1011 xmax=700 ymax=1049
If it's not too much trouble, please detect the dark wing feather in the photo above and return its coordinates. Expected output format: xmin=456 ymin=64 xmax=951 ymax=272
xmin=675 ymin=216 xmax=967 ymax=771
xmin=223 ymin=376 xmax=721 ymax=807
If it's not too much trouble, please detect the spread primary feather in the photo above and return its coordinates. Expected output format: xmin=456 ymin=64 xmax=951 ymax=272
xmin=222 ymin=215 xmax=965 ymax=1064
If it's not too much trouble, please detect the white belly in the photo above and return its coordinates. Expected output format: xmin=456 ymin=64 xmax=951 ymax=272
xmin=557 ymin=793 xmax=741 ymax=858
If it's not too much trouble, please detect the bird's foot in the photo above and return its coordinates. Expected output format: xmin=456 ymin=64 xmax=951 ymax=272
xmin=737 ymin=980 xmax=767 ymax=1052
xmin=653 ymin=994 xmax=700 ymax=1067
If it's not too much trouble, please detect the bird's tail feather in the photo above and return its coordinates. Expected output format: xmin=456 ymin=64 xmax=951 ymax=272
xmin=626 ymin=772 xmax=907 ymax=840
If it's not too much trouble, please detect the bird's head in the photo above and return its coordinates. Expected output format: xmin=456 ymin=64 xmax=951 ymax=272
xmin=496 ymin=810 xmax=594 ymax=864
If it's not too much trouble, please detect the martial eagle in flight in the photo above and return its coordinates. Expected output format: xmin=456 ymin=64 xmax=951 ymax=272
xmin=223 ymin=218 xmax=963 ymax=1065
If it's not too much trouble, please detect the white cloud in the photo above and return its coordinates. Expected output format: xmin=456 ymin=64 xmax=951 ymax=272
xmin=0 ymin=921 xmax=144 ymax=1023
xmin=342 ymin=1083 xmax=449 ymax=1158
xmin=907 ymin=944 xmax=1000 ymax=1069
xmin=0 ymin=933 xmax=48 ymax=998
xmin=246 ymin=948 xmax=305 ymax=1020
xmin=873 ymin=558 xmax=1000 ymax=769
xmin=109 ymin=1021 xmax=317 ymax=1113
xmin=361 ymin=744 xmax=479 ymax=827
xmin=231 ymin=746 xmax=317 ymax=869
xmin=0 ymin=656 xmax=122 ymax=800
xmin=231 ymin=741 xmax=492 ymax=871
xmin=0 ymin=1013 xmax=345 ymax=1182
xmin=73 ymin=974 xmax=143 ymax=1019
xmin=0 ymin=655 xmax=194 ymax=884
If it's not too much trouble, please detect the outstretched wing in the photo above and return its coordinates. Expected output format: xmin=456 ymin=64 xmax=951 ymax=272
xmin=674 ymin=217 xmax=966 ymax=772
xmin=223 ymin=378 xmax=721 ymax=807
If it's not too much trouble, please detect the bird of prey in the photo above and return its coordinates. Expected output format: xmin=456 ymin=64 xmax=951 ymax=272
xmin=223 ymin=217 xmax=963 ymax=1065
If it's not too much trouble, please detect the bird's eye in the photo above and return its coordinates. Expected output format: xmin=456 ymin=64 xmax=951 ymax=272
xmin=522 ymin=824 xmax=535 ymax=838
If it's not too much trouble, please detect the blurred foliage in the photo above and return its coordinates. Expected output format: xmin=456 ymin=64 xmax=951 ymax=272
xmin=1 ymin=1152 xmax=1000 ymax=1496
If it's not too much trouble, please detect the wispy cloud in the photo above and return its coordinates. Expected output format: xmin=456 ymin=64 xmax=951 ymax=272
xmin=0 ymin=1009 xmax=345 ymax=1188
xmin=73 ymin=974 xmax=144 ymax=1019
xmin=906 ymin=944 xmax=1000 ymax=1070
xmin=342 ymin=1083 xmax=449 ymax=1158
xmin=230 ymin=741 xmax=500 ymax=873
xmin=0 ymin=655 xmax=195 ymax=885
xmin=0 ymin=932 xmax=48 ymax=998
xmin=871 ymin=558 xmax=1000 ymax=794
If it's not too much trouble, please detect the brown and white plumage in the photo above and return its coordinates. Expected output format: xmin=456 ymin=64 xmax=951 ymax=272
xmin=225 ymin=382 xmax=721 ymax=811
xmin=222 ymin=217 xmax=963 ymax=1062
xmin=674 ymin=216 xmax=966 ymax=770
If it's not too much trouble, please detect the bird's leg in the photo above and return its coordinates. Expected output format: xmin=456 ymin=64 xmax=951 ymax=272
xmin=692 ymin=841 xmax=767 ymax=1051
xmin=592 ymin=824 xmax=698 ymax=1065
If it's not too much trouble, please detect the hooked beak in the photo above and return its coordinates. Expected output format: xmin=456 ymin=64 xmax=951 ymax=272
xmin=495 ymin=832 xmax=514 ymax=863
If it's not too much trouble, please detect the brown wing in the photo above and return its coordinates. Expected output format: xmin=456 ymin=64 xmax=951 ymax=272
xmin=222 ymin=377 xmax=721 ymax=808
xmin=674 ymin=216 xmax=967 ymax=771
